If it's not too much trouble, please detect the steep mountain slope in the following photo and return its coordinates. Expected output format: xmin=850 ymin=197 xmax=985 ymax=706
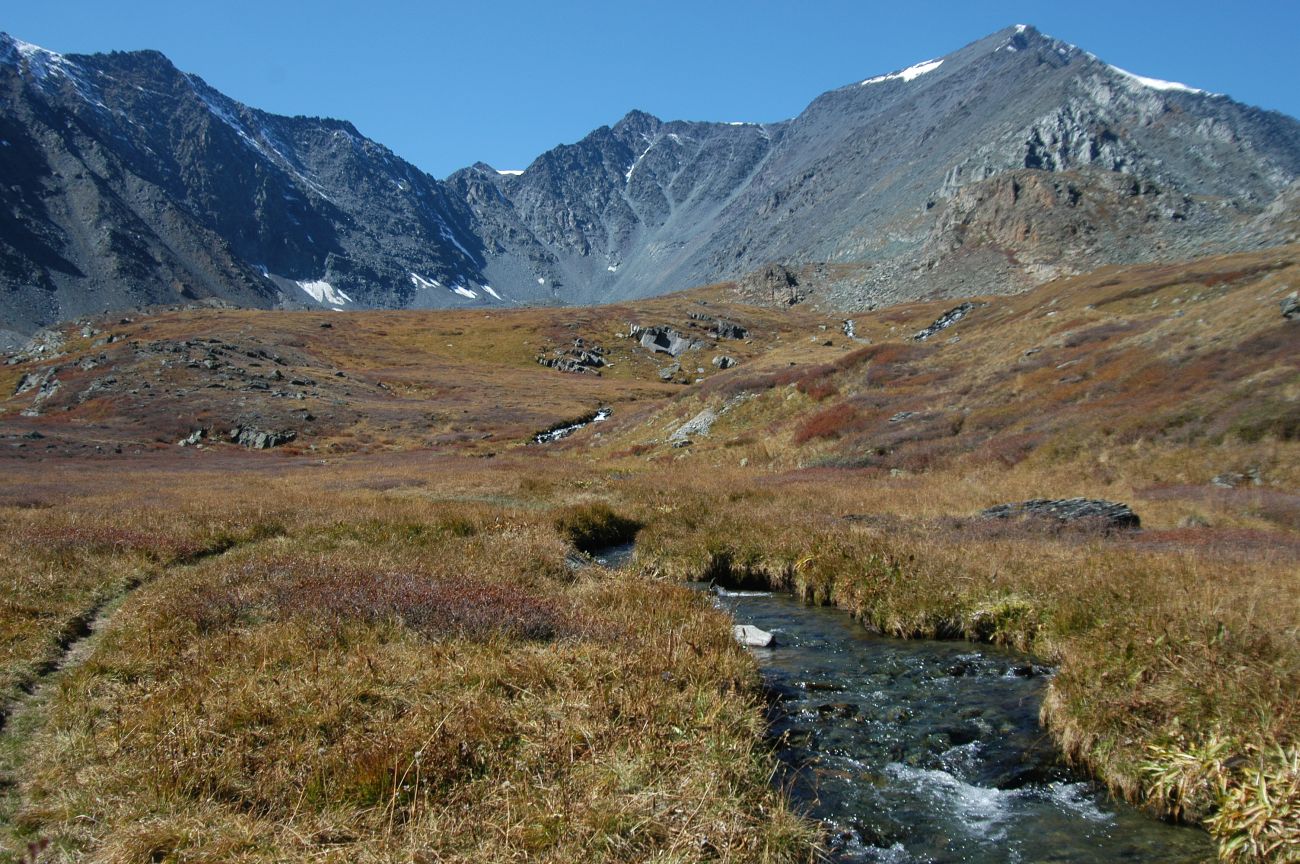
xmin=2 ymin=25 xmax=1298 ymax=341
xmin=0 ymin=33 xmax=491 ymax=342
xmin=447 ymin=111 xmax=782 ymax=304
xmin=475 ymin=26 xmax=1300 ymax=306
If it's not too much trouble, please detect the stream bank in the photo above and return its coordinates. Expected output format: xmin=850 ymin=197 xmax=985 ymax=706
xmin=712 ymin=588 xmax=1214 ymax=862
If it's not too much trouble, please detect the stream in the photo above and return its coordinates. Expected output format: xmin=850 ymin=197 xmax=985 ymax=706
xmin=532 ymin=406 xmax=612 ymax=444
xmin=710 ymin=589 xmax=1215 ymax=863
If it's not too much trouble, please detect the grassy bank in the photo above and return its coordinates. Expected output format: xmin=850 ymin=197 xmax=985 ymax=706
xmin=0 ymin=478 xmax=814 ymax=863
xmin=617 ymin=469 xmax=1298 ymax=861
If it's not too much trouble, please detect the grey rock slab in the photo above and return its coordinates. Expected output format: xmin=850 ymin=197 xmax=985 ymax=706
xmin=733 ymin=624 xmax=776 ymax=648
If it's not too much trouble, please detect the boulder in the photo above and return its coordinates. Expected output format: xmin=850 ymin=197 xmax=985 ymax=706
xmin=979 ymin=497 xmax=1140 ymax=530
xmin=634 ymin=325 xmax=700 ymax=357
xmin=709 ymin=319 xmax=748 ymax=340
xmin=711 ymin=355 xmax=738 ymax=369
xmin=742 ymin=263 xmax=801 ymax=304
xmin=13 ymin=371 xmax=42 ymax=396
xmin=229 ymin=426 xmax=297 ymax=450
xmin=671 ymin=408 xmax=718 ymax=443
xmin=733 ymin=624 xmax=776 ymax=647
xmin=1282 ymin=292 xmax=1299 ymax=320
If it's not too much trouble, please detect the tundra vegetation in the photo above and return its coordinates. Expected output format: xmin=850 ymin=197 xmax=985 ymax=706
xmin=0 ymin=246 xmax=1297 ymax=862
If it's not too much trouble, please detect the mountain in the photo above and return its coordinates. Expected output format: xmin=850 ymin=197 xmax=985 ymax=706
xmin=2 ymin=26 xmax=1298 ymax=343
xmin=470 ymin=26 xmax=1300 ymax=307
xmin=0 ymin=33 xmax=489 ymax=345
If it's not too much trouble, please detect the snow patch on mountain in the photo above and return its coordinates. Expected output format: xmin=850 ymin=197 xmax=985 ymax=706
xmin=481 ymin=284 xmax=502 ymax=300
xmin=1108 ymin=64 xmax=1206 ymax=95
xmin=625 ymin=136 xmax=655 ymax=182
xmin=451 ymin=285 xmax=477 ymax=299
xmin=5 ymin=35 xmax=68 ymax=81
xmin=862 ymin=58 xmax=943 ymax=86
xmin=409 ymin=272 xmax=441 ymax=290
xmin=437 ymin=222 xmax=478 ymax=264
xmin=3 ymin=34 xmax=109 ymax=111
xmin=297 ymin=279 xmax=352 ymax=308
xmin=497 ymin=169 xmax=524 ymax=176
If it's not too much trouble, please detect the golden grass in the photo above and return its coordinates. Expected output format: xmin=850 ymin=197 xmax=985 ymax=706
xmin=0 ymin=475 xmax=814 ymax=863
xmin=1 ymin=245 xmax=1298 ymax=861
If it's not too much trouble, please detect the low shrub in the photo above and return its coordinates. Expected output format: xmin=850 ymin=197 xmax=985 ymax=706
xmin=792 ymin=403 xmax=864 ymax=444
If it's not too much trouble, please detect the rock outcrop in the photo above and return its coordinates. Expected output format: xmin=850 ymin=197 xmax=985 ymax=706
xmin=632 ymin=325 xmax=702 ymax=357
xmin=979 ymin=498 xmax=1140 ymax=530
xmin=229 ymin=426 xmax=296 ymax=450
xmin=537 ymin=338 xmax=607 ymax=375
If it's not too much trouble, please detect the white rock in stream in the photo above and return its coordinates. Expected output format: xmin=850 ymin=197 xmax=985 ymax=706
xmin=733 ymin=624 xmax=775 ymax=647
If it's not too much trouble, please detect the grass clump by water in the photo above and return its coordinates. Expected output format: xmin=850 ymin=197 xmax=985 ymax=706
xmin=554 ymin=502 xmax=641 ymax=554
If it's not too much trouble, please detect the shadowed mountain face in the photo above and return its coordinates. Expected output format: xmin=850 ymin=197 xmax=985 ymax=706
xmin=2 ymin=25 xmax=1298 ymax=339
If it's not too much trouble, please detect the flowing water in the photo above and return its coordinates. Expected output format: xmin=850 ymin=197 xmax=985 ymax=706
xmin=710 ymin=589 xmax=1215 ymax=863
xmin=531 ymin=406 xmax=612 ymax=444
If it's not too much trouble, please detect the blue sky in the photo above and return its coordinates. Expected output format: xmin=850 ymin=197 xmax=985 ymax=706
xmin=6 ymin=1 xmax=1298 ymax=177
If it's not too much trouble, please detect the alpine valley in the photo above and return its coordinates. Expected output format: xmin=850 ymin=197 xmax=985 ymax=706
xmin=1 ymin=20 xmax=1299 ymax=864
xmin=2 ymin=25 xmax=1298 ymax=346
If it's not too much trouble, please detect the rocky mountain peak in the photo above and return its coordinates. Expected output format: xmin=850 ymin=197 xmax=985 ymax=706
xmin=1 ymin=25 xmax=1296 ymax=339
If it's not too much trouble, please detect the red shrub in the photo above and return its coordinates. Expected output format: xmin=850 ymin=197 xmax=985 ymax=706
xmin=793 ymin=403 xmax=863 ymax=445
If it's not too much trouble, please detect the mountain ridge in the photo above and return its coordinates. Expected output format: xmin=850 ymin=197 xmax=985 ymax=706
xmin=2 ymin=25 xmax=1298 ymax=343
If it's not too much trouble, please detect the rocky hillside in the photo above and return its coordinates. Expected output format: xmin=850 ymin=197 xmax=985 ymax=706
xmin=0 ymin=33 xmax=487 ymax=345
xmin=2 ymin=26 xmax=1298 ymax=343
xmin=478 ymin=26 xmax=1300 ymax=309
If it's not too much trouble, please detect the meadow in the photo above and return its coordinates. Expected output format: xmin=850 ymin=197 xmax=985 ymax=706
xmin=0 ymin=245 xmax=1296 ymax=861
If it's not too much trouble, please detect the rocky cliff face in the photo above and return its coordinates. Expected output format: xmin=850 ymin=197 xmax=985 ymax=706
xmin=446 ymin=111 xmax=781 ymax=305
xmin=2 ymin=25 xmax=1298 ymax=337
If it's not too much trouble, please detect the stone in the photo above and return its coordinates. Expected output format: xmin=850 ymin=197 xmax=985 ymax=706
xmin=1282 ymin=292 xmax=1299 ymax=320
xmin=634 ymin=325 xmax=700 ymax=357
xmin=229 ymin=426 xmax=297 ymax=449
xmin=743 ymin=263 xmax=801 ymax=304
xmin=177 ymin=429 xmax=205 ymax=447
xmin=671 ymin=408 xmax=718 ymax=443
xmin=709 ymin=319 xmax=748 ymax=340
xmin=711 ymin=355 xmax=738 ymax=369
xmin=733 ymin=624 xmax=775 ymax=647
xmin=979 ymin=497 xmax=1140 ymax=530
xmin=658 ymin=363 xmax=680 ymax=381
xmin=13 ymin=372 xmax=41 ymax=396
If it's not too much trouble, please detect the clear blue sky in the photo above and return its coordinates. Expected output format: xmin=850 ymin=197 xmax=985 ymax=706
xmin=7 ymin=1 xmax=1298 ymax=178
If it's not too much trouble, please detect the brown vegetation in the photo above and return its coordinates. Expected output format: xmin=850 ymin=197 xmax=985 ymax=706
xmin=1 ymin=245 xmax=1297 ymax=861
